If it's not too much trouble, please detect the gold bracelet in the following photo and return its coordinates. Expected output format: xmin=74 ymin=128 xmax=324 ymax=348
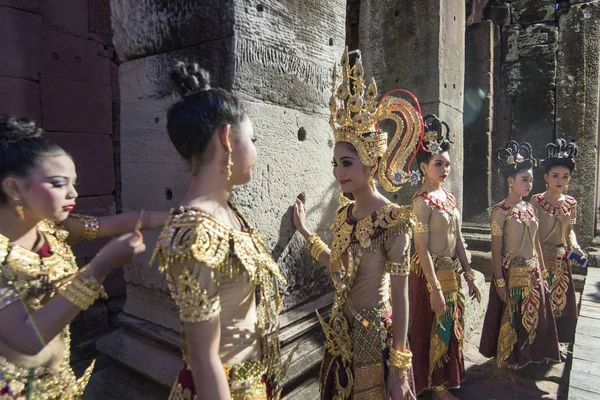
xmin=305 ymin=233 xmax=328 ymax=261
xmin=463 ymin=270 xmax=475 ymax=282
xmin=387 ymin=346 xmax=412 ymax=378
xmin=494 ymin=277 xmax=506 ymax=288
xmin=68 ymin=214 xmax=100 ymax=241
xmin=57 ymin=269 xmax=107 ymax=310
xmin=426 ymin=279 xmax=442 ymax=293
xmin=386 ymin=261 xmax=410 ymax=276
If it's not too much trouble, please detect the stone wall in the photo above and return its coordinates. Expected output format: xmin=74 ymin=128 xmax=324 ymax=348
xmin=481 ymin=0 xmax=600 ymax=246
xmin=0 ymin=0 xmax=122 ymax=369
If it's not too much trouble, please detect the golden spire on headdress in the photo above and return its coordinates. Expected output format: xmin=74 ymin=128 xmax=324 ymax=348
xmin=329 ymin=48 xmax=424 ymax=192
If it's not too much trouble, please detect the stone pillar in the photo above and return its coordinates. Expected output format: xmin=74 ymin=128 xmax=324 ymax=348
xmin=556 ymin=1 xmax=600 ymax=247
xmin=96 ymin=0 xmax=345 ymax=396
xmin=464 ymin=21 xmax=494 ymax=224
xmin=358 ymin=0 xmax=466 ymax=211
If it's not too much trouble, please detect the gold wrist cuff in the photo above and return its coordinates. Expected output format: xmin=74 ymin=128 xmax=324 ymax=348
xmin=305 ymin=233 xmax=328 ymax=262
xmin=494 ymin=277 xmax=506 ymax=288
xmin=387 ymin=346 xmax=412 ymax=378
xmin=57 ymin=269 xmax=107 ymax=310
xmin=69 ymin=214 xmax=100 ymax=241
xmin=426 ymin=279 xmax=442 ymax=293
xmin=463 ymin=270 xmax=475 ymax=282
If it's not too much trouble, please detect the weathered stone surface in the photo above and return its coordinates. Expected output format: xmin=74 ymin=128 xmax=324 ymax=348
xmin=88 ymin=0 xmax=112 ymax=37
xmin=556 ymin=1 xmax=600 ymax=247
xmin=110 ymin=0 xmax=235 ymax=61
xmin=46 ymin=132 xmax=115 ymax=196
xmin=0 ymin=76 xmax=40 ymax=122
xmin=464 ymin=21 xmax=494 ymax=223
xmin=0 ymin=6 xmax=42 ymax=80
xmin=42 ymin=29 xmax=111 ymax=84
xmin=359 ymin=0 xmax=466 ymax=212
xmin=0 ymin=0 xmax=39 ymax=13
xmin=41 ymin=76 xmax=112 ymax=134
xmin=486 ymin=3 xmax=511 ymax=27
xmin=511 ymin=0 xmax=556 ymax=23
xmin=41 ymin=0 xmax=88 ymax=39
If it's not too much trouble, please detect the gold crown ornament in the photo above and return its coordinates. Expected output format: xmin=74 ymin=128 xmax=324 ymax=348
xmin=329 ymin=48 xmax=424 ymax=192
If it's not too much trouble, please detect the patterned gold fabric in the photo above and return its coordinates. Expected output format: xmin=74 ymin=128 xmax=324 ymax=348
xmin=0 ymin=221 xmax=94 ymax=399
xmin=154 ymin=205 xmax=290 ymax=399
xmin=496 ymin=255 xmax=541 ymax=367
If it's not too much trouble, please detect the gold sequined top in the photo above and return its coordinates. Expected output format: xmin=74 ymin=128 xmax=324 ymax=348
xmin=0 ymin=220 xmax=95 ymax=399
xmin=152 ymin=205 xmax=290 ymax=394
xmin=530 ymin=194 xmax=577 ymax=247
xmin=490 ymin=200 xmax=538 ymax=259
xmin=327 ymin=198 xmax=412 ymax=318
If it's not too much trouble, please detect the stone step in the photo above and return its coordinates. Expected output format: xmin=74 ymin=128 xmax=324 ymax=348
xmin=284 ymin=376 xmax=320 ymax=400
xmin=96 ymin=326 xmax=182 ymax=388
xmin=462 ymin=223 xmax=491 ymax=235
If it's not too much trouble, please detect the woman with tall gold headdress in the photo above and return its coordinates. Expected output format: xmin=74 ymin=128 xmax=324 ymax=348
xmin=293 ymin=49 xmax=423 ymax=399
xmin=530 ymin=139 xmax=582 ymax=343
xmin=479 ymin=141 xmax=560 ymax=372
xmin=409 ymin=115 xmax=481 ymax=399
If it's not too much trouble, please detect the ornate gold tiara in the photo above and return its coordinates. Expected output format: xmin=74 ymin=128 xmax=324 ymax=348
xmin=329 ymin=48 xmax=424 ymax=192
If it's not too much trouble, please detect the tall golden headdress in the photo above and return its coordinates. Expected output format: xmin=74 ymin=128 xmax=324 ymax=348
xmin=329 ymin=48 xmax=424 ymax=192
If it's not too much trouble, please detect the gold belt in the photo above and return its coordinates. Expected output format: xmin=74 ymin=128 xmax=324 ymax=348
xmin=541 ymin=242 xmax=567 ymax=259
xmin=433 ymin=256 xmax=459 ymax=293
xmin=222 ymin=361 xmax=267 ymax=399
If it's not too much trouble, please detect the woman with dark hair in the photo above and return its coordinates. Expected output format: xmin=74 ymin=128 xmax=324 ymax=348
xmin=293 ymin=49 xmax=422 ymax=400
xmin=530 ymin=139 xmax=582 ymax=343
xmin=479 ymin=141 xmax=560 ymax=372
xmin=409 ymin=115 xmax=481 ymax=399
xmin=152 ymin=61 xmax=290 ymax=400
xmin=0 ymin=115 xmax=149 ymax=398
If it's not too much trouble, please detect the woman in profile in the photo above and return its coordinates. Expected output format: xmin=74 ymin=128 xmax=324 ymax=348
xmin=152 ymin=61 xmax=291 ymax=399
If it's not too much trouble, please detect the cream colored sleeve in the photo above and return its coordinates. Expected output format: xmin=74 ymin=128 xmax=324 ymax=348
xmin=412 ymin=197 xmax=431 ymax=234
xmin=384 ymin=228 xmax=410 ymax=276
xmin=168 ymin=260 xmax=221 ymax=323
xmin=490 ymin=207 xmax=506 ymax=237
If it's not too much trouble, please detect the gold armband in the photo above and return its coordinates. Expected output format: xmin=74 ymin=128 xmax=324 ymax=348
xmin=69 ymin=214 xmax=100 ymax=241
xmin=305 ymin=233 xmax=328 ymax=262
xmin=463 ymin=270 xmax=475 ymax=283
xmin=386 ymin=261 xmax=410 ymax=277
xmin=57 ymin=269 xmax=108 ymax=310
xmin=413 ymin=221 xmax=429 ymax=234
xmin=494 ymin=277 xmax=506 ymax=288
xmin=426 ymin=279 xmax=442 ymax=293
xmin=387 ymin=346 xmax=413 ymax=379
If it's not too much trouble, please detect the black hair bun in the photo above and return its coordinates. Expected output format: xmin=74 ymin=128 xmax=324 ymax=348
xmin=0 ymin=115 xmax=43 ymax=149
xmin=542 ymin=139 xmax=577 ymax=171
xmin=170 ymin=60 xmax=211 ymax=97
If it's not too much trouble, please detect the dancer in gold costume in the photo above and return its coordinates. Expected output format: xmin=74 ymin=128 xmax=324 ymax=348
xmin=152 ymin=62 xmax=291 ymax=400
xmin=293 ymin=49 xmax=423 ymax=399
xmin=409 ymin=115 xmax=481 ymax=399
xmin=530 ymin=139 xmax=582 ymax=343
xmin=0 ymin=115 xmax=150 ymax=399
xmin=479 ymin=141 xmax=560 ymax=371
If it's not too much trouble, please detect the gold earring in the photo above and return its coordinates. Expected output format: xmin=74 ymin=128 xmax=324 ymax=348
xmin=509 ymin=183 xmax=513 ymax=193
xmin=14 ymin=197 xmax=24 ymax=220
xmin=564 ymin=184 xmax=569 ymax=193
xmin=226 ymin=152 xmax=233 ymax=181
xmin=545 ymin=183 xmax=548 ymax=190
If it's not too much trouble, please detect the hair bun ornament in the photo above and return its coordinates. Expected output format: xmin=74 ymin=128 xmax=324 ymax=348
xmin=0 ymin=115 xmax=43 ymax=149
xmin=421 ymin=114 xmax=452 ymax=155
xmin=170 ymin=60 xmax=211 ymax=97
xmin=496 ymin=140 xmax=536 ymax=170
xmin=542 ymin=138 xmax=578 ymax=170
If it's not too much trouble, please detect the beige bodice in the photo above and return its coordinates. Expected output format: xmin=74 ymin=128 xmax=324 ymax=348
xmin=412 ymin=188 xmax=459 ymax=258
xmin=491 ymin=200 xmax=539 ymax=259
xmin=328 ymin=200 xmax=412 ymax=318
xmin=530 ymin=194 xmax=577 ymax=247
